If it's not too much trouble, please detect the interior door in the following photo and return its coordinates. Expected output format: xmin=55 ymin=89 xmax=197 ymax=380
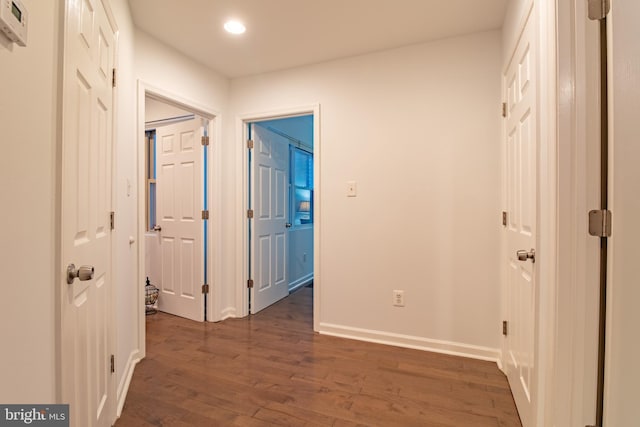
xmin=503 ymin=6 xmax=537 ymax=427
xmin=604 ymin=1 xmax=640 ymax=424
xmin=250 ymin=124 xmax=290 ymax=313
xmin=155 ymin=118 xmax=205 ymax=321
xmin=61 ymin=0 xmax=116 ymax=426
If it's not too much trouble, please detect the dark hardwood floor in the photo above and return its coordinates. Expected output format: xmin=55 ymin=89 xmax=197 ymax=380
xmin=116 ymin=287 xmax=522 ymax=426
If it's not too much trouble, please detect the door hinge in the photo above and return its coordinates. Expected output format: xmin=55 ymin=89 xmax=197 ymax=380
xmin=502 ymin=102 xmax=507 ymax=118
xmin=112 ymin=68 xmax=117 ymax=88
xmin=503 ymin=321 xmax=508 ymax=336
xmin=588 ymin=209 xmax=612 ymax=237
xmin=110 ymin=211 xmax=115 ymax=230
xmin=502 ymin=211 xmax=507 ymax=227
xmin=110 ymin=354 xmax=115 ymax=373
xmin=201 ymin=136 xmax=210 ymax=146
xmin=247 ymin=139 xmax=254 ymax=150
xmin=202 ymin=284 xmax=210 ymax=294
xmin=247 ymin=209 xmax=254 ymax=219
xmin=202 ymin=210 xmax=209 ymax=220
xmin=247 ymin=279 xmax=254 ymax=289
xmin=588 ymin=0 xmax=611 ymax=20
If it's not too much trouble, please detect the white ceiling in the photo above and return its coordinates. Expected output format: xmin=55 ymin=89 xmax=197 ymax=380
xmin=128 ymin=0 xmax=507 ymax=79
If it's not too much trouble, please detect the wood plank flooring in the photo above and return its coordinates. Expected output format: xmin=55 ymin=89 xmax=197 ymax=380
xmin=116 ymin=287 xmax=522 ymax=426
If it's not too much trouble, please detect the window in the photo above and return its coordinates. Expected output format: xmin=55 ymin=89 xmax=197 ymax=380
xmin=291 ymin=148 xmax=313 ymax=226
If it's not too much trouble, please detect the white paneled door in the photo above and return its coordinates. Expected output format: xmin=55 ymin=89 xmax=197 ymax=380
xmin=251 ymin=125 xmax=290 ymax=313
xmin=155 ymin=119 xmax=205 ymax=321
xmin=61 ymin=0 xmax=116 ymax=426
xmin=503 ymin=6 xmax=538 ymax=427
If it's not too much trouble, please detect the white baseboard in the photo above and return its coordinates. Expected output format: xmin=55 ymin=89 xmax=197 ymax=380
xmin=318 ymin=322 xmax=501 ymax=363
xmin=289 ymin=273 xmax=314 ymax=293
xmin=496 ymin=352 xmax=505 ymax=373
xmin=220 ymin=306 xmax=236 ymax=321
xmin=116 ymin=350 xmax=142 ymax=417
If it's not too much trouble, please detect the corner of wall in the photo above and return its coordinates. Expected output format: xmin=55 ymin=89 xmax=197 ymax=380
xmin=116 ymin=349 xmax=142 ymax=417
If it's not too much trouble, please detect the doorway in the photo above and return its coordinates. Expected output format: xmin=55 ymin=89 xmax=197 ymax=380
xmin=144 ymin=96 xmax=207 ymax=321
xmin=136 ymin=85 xmax=220 ymax=338
xmin=248 ymin=115 xmax=315 ymax=313
xmin=239 ymin=105 xmax=320 ymax=328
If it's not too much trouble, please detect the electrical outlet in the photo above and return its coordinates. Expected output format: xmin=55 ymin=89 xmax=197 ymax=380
xmin=393 ymin=290 xmax=405 ymax=307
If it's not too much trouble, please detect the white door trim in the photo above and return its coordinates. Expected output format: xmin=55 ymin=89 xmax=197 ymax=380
xmin=534 ymin=0 xmax=559 ymax=424
xmin=235 ymin=104 xmax=321 ymax=330
xmin=135 ymin=81 xmax=222 ymax=354
xmin=552 ymin=1 xmax=601 ymax=426
xmin=106 ymin=0 xmax=119 ymax=423
xmin=604 ymin=2 xmax=640 ymax=424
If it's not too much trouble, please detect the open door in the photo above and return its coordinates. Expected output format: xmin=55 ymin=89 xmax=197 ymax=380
xmin=60 ymin=0 xmax=116 ymax=425
xmin=502 ymin=5 xmax=538 ymax=427
xmin=155 ymin=118 xmax=205 ymax=321
xmin=250 ymin=124 xmax=290 ymax=313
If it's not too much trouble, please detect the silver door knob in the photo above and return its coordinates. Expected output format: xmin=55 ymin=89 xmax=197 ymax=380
xmin=67 ymin=263 xmax=95 ymax=284
xmin=285 ymin=223 xmax=292 ymax=228
xmin=152 ymin=225 xmax=162 ymax=231
xmin=516 ymin=249 xmax=536 ymax=263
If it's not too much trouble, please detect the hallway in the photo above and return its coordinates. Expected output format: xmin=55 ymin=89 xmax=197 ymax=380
xmin=116 ymin=288 xmax=521 ymax=426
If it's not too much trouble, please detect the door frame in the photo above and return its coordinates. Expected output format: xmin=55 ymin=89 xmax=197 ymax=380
xmin=235 ymin=104 xmax=321 ymax=329
xmin=135 ymin=81 xmax=222 ymax=353
xmin=552 ymin=0 xmax=602 ymax=425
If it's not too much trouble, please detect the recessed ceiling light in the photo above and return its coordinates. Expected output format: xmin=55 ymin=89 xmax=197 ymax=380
xmin=224 ymin=20 xmax=246 ymax=35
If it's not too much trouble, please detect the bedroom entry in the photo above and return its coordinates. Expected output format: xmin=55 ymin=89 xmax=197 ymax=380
xmin=248 ymin=115 xmax=315 ymax=314
xmin=144 ymin=96 xmax=209 ymax=322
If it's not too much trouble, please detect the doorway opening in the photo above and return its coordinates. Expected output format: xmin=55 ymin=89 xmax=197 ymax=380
xmin=248 ymin=115 xmax=315 ymax=314
xmin=136 ymin=84 xmax=220 ymax=347
xmin=143 ymin=96 xmax=209 ymax=322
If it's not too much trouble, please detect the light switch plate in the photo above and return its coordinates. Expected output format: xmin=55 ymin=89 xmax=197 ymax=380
xmin=347 ymin=181 xmax=357 ymax=197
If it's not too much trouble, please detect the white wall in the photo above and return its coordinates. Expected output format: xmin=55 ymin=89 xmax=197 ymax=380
xmin=0 ymin=0 xmax=60 ymax=403
xmin=230 ymin=31 xmax=503 ymax=358
xmin=289 ymin=227 xmax=314 ymax=290
xmin=260 ymin=115 xmax=314 ymax=150
xmin=145 ymin=96 xmax=193 ymax=123
xmin=135 ymin=30 xmax=229 ymax=108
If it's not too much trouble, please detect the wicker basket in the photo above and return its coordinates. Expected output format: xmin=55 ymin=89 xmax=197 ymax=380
xmin=145 ymin=277 xmax=159 ymax=315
